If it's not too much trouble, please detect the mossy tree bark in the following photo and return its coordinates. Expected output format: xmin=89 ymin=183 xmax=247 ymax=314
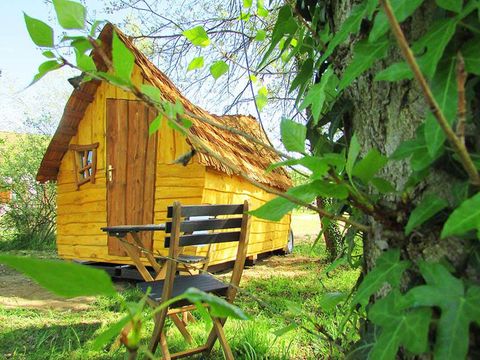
xmin=320 ymin=0 xmax=480 ymax=349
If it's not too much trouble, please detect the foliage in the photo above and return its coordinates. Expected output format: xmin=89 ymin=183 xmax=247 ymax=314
xmin=0 ymin=240 xmax=358 ymax=359
xmin=0 ymin=123 xmax=56 ymax=251
xmin=19 ymin=0 xmax=480 ymax=358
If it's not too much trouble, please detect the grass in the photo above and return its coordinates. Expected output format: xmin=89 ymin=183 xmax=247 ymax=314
xmin=0 ymin=236 xmax=360 ymax=359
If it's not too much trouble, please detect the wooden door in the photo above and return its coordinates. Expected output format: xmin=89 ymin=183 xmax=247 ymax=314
xmin=106 ymin=99 xmax=158 ymax=256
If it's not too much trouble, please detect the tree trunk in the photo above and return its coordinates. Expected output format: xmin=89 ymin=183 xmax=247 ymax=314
xmin=316 ymin=196 xmax=340 ymax=261
xmin=323 ymin=0 xmax=480 ymax=349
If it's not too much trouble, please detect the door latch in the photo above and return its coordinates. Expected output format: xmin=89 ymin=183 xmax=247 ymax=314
xmin=107 ymin=164 xmax=114 ymax=182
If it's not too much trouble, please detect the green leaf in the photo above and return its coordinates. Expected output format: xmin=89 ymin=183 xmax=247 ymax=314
xmin=182 ymin=26 xmax=210 ymax=47
xmin=183 ymin=288 xmax=250 ymax=320
xmin=267 ymin=156 xmax=330 ymax=178
xmin=424 ymin=55 xmax=457 ymax=157
xmin=255 ymin=86 xmax=268 ymax=111
xmin=24 ymin=13 xmax=54 ymax=47
xmin=187 ymin=56 xmax=204 ymax=71
xmin=375 ymin=62 xmax=413 ymax=81
xmin=407 ymin=262 xmax=480 ymax=359
xmin=346 ymin=134 xmax=360 ymax=179
xmin=369 ymin=291 xmax=432 ymax=358
xmin=149 ymin=115 xmax=163 ymax=135
xmin=289 ymin=58 xmax=313 ymax=93
xmin=273 ymin=324 xmax=297 ymax=337
xmin=30 ymin=60 xmax=61 ymax=86
xmin=441 ymin=192 xmax=480 ymax=238
xmin=405 ymin=194 xmax=448 ymax=235
xmin=299 ymin=67 xmax=336 ymax=124
xmin=371 ymin=177 xmax=396 ymax=193
xmin=52 ymin=0 xmax=86 ymax=29
xmin=42 ymin=50 xmax=56 ymax=58
xmin=369 ymin=0 xmax=424 ymax=42
xmin=112 ymin=32 xmax=135 ymax=83
xmin=352 ymin=148 xmax=388 ymax=184
xmin=280 ymin=118 xmax=306 ymax=153
xmin=91 ymin=315 xmax=131 ymax=350
xmin=0 ymin=255 xmax=116 ymax=298
xmin=352 ymin=249 xmax=410 ymax=307
xmin=71 ymin=37 xmax=93 ymax=54
xmin=256 ymin=0 xmax=269 ymax=18
xmin=462 ymin=36 xmax=480 ymax=75
xmin=390 ymin=139 xmax=425 ymax=160
xmin=312 ymin=180 xmax=349 ymax=199
xmin=318 ymin=292 xmax=347 ymax=312
xmin=98 ymin=72 xmax=131 ymax=87
xmin=411 ymin=18 xmax=458 ymax=78
xmin=254 ymin=29 xmax=267 ymax=41
xmin=250 ymin=182 xmax=319 ymax=221
xmin=339 ymin=38 xmax=390 ymax=90
xmin=209 ymin=60 xmax=229 ymax=79
xmin=75 ymin=50 xmax=96 ymax=72
xmin=319 ymin=3 xmax=367 ymax=63
xmin=436 ymin=0 xmax=463 ymax=12
xmin=243 ymin=0 xmax=253 ymax=8
xmin=141 ymin=84 xmax=161 ymax=103
xmin=260 ymin=5 xmax=297 ymax=67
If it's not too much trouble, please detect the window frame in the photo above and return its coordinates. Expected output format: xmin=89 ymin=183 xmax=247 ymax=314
xmin=69 ymin=142 xmax=99 ymax=189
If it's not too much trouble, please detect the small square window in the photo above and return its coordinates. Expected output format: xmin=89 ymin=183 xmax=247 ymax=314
xmin=69 ymin=143 xmax=99 ymax=189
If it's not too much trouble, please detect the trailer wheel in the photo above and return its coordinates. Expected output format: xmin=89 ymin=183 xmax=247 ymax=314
xmin=284 ymin=229 xmax=294 ymax=254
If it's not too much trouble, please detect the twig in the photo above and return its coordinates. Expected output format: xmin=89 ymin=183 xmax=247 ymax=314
xmin=82 ymin=33 xmax=371 ymax=232
xmin=456 ymin=52 xmax=467 ymax=145
xmin=238 ymin=4 xmax=275 ymax=149
xmin=380 ymin=0 xmax=480 ymax=186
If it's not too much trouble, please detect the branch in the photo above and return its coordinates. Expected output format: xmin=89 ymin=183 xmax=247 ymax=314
xmin=82 ymin=35 xmax=371 ymax=233
xmin=456 ymin=52 xmax=467 ymax=145
xmin=380 ymin=0 xmax=480 ymax=186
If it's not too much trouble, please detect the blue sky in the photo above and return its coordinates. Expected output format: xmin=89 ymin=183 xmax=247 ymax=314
xmin=0 ymin=0 xmax=48 ymax=86
xmin=0 ymin=0 xmax=130 ymax=132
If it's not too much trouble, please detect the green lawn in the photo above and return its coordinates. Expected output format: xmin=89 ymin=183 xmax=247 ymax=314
xmin=0 ymin=239 xmax=359 ymax=359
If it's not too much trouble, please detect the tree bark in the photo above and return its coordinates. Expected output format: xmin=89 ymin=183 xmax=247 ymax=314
xmin=322 ymin=3 xmax=480 ymax=353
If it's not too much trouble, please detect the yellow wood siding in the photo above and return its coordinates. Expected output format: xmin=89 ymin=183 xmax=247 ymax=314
xmin=56 ymin=65 xmax=145 ymax=263
xmin=56 ymin=63 xmax=291 ymax=266
xmin=201 ymin=169 xmax=291 ymax=266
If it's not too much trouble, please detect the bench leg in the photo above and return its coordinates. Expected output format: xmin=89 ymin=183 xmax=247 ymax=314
xmin=211 ymin=317 xmax=233 ymax=360
xmin=169 ymin=313 xmax=193 ymax=344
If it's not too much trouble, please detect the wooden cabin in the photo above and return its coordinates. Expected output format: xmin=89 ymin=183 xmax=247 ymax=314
xmin=36 ymin=24 xmax=292 ymax=267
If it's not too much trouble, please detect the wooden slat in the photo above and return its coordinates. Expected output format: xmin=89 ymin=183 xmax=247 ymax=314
xmin=126 ymin=100 xmax=143 ymax=232
xmin=165 ymin=218 xmax=242 ymax=233
xmin=74 ymin=89 xmax=95 ymax=103
xmin=106 ymin=99 xmax=128 ymax=256
xmin=170 ymin=346 xmax=208 ymax=360
xmin=63 ymin=108 xmax=85 ymax=120
xmin=169 ymin=313 xmax=193 ymax=344
xmin=142 ymin=105 xmax=157 ymax=252
xmin=165 ymin=231 xmax=240 ymax=248
xmin=212 ymin=316 xmax=234 ymax=360
xmin=167 ymin=204 xmax=244 ymax=218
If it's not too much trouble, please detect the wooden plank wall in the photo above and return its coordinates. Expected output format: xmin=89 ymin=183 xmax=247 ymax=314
xmin=56 ymin=62 xmax=290 ymax=266
xmin=152 ymin=116 xmax=206 ymax=257
xmin=199 ymin=169 xmax=291 ymax=266
xmin=57 ymin=63 xmax=207 ymax=264
xmin=57 ymin=65 xmax=151 ymax=263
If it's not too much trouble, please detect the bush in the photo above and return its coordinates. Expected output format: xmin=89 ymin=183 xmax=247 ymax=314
xmin=0 ymin=121 xmax=56 ymax=250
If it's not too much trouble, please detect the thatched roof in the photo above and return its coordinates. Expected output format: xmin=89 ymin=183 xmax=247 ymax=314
xmin=37 ymin=24 xmax=291 ymax=191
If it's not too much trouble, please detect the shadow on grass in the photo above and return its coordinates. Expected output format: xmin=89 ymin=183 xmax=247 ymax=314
xmin=0 ymin=322 xmax=121 ymax=360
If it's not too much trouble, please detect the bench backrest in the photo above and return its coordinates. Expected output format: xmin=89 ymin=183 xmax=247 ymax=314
xmin=164 ymin=203 xmax=247 ymax=248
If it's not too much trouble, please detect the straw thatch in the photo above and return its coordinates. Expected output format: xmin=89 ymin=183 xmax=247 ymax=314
xmin=37 ymin=24 xmax=291 ymax=191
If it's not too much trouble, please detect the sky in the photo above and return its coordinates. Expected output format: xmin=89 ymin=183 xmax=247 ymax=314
xmin=0 ymin=0 xmax=129 ymax=133
xmin=0 ymin=1 xmax=281 ymax=141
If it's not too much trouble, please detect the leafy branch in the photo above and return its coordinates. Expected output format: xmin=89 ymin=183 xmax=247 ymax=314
xmin=380 ymin=0 xmax=480 ymax=186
